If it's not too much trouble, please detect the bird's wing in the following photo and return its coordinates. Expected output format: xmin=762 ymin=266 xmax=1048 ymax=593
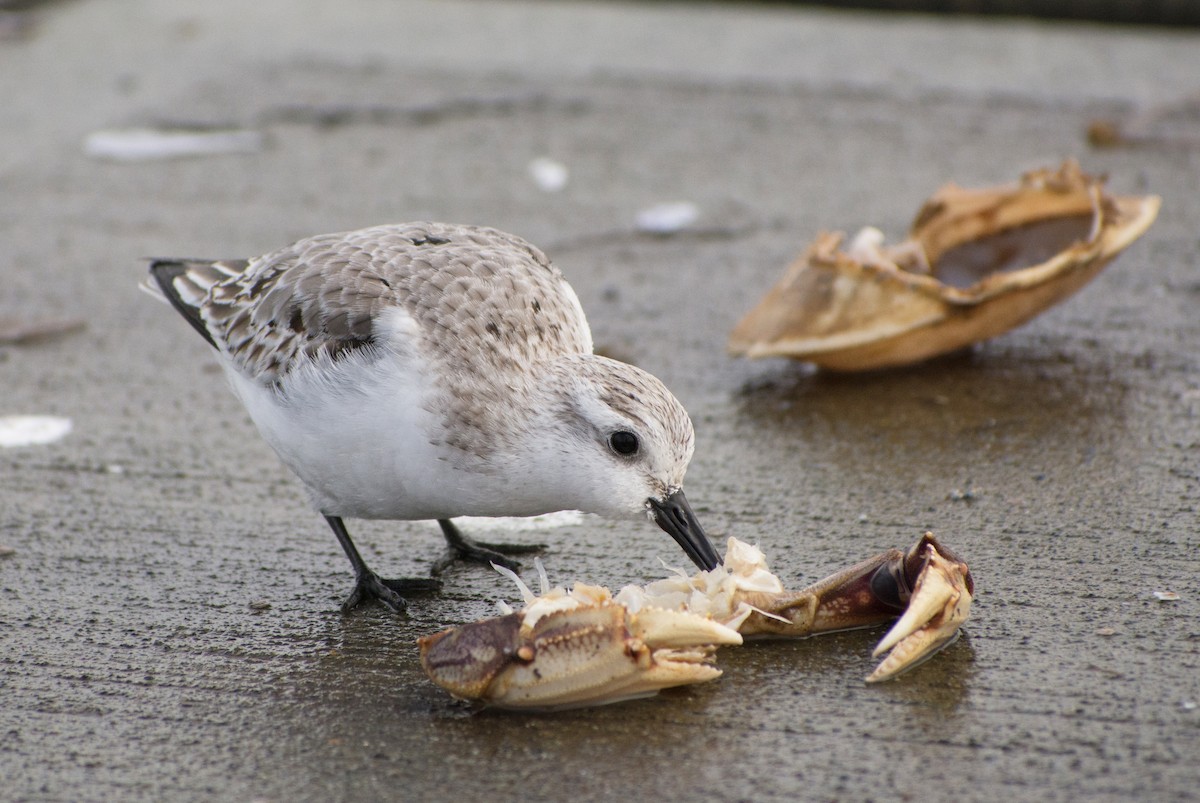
xmin=146 ymin=223 xmax=593 ymax=385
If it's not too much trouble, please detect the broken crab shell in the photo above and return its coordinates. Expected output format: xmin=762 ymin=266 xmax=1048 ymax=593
xmin=418 ymin=597 xmax=742 ymax=711
xmin=728 ymin=160 xmax=1160 ymax=370
xmin=419 ymin=534 xmax=973 ymax=709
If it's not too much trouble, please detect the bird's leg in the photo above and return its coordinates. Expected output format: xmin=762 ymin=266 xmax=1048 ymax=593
xmin=430 ymin=518 xmax=545 ymax=576
xmin=324 ymin=515 xmax=441 ymax=613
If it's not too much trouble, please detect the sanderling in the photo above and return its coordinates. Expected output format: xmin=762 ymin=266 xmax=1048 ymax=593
xmin=143 ymin=222 xmax=719 ymax=612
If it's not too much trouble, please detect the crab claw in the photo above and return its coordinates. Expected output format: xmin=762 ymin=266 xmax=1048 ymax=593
xmin=419 ymin=602 xmax=742 ymax=710
xmin=718 ymin=532 xmax=973 ymax=682
xmin=866 ymin=537 xmax=973 ymax=683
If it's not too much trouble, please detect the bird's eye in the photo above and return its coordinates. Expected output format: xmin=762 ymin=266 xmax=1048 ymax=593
xmin=609 ymin=430 xmax=639 ymax=456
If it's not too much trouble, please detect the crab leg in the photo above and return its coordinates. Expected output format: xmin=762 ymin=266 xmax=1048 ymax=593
xmin=736 ymin=532 xmax=973 ymax=682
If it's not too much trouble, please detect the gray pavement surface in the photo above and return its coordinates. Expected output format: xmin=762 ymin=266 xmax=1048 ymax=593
xmin=2 ymin=1 xmax=1199 ymax=800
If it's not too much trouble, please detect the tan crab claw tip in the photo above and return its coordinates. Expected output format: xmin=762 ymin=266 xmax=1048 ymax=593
xmin=866 ymin=550 xmax=973 ymax=683
xmin=866 ymin=630 xmax=964 ymax=684
xmin=729 ymin=160 xmax=1160 ymax=371
xmin=632 ymin=607 xmax=744 ymax=648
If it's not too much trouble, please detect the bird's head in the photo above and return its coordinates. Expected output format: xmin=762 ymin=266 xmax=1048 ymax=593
xmin=534 ymin=354 xmax=720 ymax=571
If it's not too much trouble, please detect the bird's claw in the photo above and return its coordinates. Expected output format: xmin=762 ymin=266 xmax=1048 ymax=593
xmin=431 ymin=543 xmax=534 ymax=576
xmin=342 ymin=572 xmax=443 ymax=614
xmin=432 ymin=522 xmax=546 ymax=576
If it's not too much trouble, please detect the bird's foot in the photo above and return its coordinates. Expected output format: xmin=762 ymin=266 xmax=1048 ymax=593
xmin=431 ymin=527 xmax=545 ymax=576
xmin=342 ymin=571 xmax=443 ymax=614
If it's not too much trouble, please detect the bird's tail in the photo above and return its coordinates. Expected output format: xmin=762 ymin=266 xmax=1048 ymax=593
xmin=141 ymin=258 xmax=246 ymax=350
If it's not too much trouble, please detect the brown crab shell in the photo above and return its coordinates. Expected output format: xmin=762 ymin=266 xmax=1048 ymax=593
xmin=728 ymin=160 xmax=1161 ymax=371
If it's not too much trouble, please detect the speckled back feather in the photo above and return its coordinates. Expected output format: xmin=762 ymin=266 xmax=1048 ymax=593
xmin=147 ymin=222 xmax=594 ymax=386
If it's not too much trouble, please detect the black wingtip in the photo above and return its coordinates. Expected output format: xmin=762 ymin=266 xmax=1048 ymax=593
xmin=147 ymin=260 xmax=219 ymax=350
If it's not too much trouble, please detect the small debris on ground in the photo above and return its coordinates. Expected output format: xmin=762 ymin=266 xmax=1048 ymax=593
xmin=0 ymin=415 xmax=72 ymax=448
xmin=0 ymin=317 xmax=86 ymax=346
xmin=1152 ymin=590 xmax=1180 ymax=602
xmin=84 ymin=127 xmax=263 ymax=161
xmin=528 ymin=157 xmax=568 ymax=192
xmin=636 ymin=201 xmax=699 ymax=234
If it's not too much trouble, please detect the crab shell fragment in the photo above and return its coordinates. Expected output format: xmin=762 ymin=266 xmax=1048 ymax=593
xmin=418 ymin=585 xmax=743 ymax=711
xmin=728 ymin=160 xmax=1161 ymax=370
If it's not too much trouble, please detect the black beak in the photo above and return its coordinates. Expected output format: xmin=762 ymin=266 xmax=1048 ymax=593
xmin=648 ymin=489 xmax=721 ymax=571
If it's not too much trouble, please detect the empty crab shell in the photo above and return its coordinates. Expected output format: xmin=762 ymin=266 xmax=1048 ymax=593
xmin=728 ymin=160 xmax=1161 ymax=371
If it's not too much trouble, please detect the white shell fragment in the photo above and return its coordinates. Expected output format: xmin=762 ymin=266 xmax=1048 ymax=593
xmin=636 ymin=201 xmax=700 ymax=234
xmin=0 ymin=415 xmax=72 ymax=447
xmin=84 ymin=128 xmax=263 ymax=161
xmin=528 ymin=157 xmax=569 ymax=192
xmin=729 ymin=160 xmax=1161 ymax=370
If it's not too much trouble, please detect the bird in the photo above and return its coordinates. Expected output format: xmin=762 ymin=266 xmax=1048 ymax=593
xmin=143 ymin=221 xmax=720 ymax=613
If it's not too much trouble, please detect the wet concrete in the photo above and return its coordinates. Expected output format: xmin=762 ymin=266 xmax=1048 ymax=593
xmin=2 ymin=1 xmax=1199 ymax=800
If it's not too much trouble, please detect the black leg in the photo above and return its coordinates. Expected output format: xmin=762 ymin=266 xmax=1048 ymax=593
xmin=324 ymin=514 xmax=441 ymax=613
xmin=430 ymin=518 xmax=545 ymax=576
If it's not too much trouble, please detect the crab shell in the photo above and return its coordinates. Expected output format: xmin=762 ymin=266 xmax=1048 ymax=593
xmin=418 ymin=536 xmax=972 ymax=709
xmin=418 ymin=596 xmax=743 ymax=711
xmin=728 ymin=160 xmax=1161 ymax=371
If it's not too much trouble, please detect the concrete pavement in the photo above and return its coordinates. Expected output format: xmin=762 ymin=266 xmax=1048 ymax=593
xmin=2 ymin=1 xmax=1198 ymax=800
